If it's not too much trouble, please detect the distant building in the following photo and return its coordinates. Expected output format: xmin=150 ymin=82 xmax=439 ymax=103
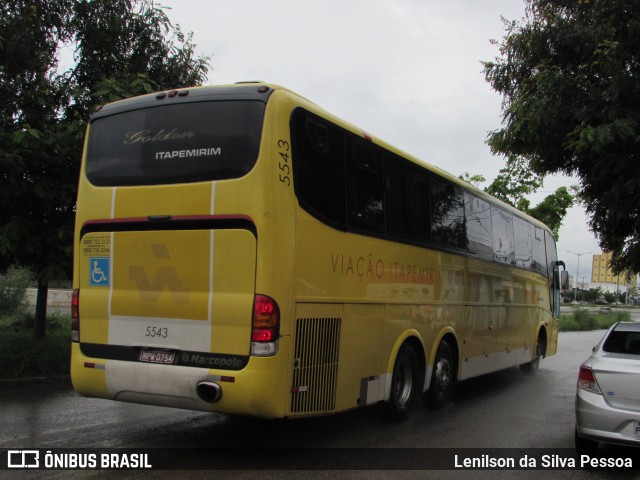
xmin=591 ymin=252 xmax=638 ymax=290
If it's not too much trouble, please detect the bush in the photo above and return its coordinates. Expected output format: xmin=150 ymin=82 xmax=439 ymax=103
xmin=559 ymin=308 xmax=632 ymax=332
xmin=597 ymin=310 xmax=630 ymax=329
xmin=0 ymin=267 xmax=33 ymax=317
xmin=559 ymin=314 xmax=579 ymax=331
xmin=574 ymin=308 xmax=599 ymax=330
xmin=0 ymin=312 xmax=70 ymax=379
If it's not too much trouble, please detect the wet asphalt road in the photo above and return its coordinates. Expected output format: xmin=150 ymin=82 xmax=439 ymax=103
xmin=2 ymin=329 xmax=639 ymax=479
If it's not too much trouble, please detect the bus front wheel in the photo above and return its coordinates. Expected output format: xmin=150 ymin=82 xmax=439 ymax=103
xmin=428 ymin=340 xmax=455 ymax=409
xmin=387 ymin=343 xmax=419 ymax=421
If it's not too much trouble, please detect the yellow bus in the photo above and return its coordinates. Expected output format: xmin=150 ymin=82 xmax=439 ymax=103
xmin=71 ymin=82 xmax=566 ymax=420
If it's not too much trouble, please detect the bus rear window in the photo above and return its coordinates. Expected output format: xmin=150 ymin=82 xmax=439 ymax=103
xmin=86 ymin=100 xmax=266 ymax=186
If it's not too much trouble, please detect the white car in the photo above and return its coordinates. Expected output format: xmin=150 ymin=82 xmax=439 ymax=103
xmin=575 ymin=322 xmax=640 ymax=454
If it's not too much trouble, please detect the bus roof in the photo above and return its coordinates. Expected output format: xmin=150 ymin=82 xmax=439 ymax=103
xmin=266 ymin=83 xmax=554 ymax=234
xmin=90 ymin=81 xmax=553 ymax=235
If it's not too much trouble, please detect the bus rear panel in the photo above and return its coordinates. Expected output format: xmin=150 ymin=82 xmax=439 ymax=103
xmin=72 ymin=85 xmax=293 ymax=418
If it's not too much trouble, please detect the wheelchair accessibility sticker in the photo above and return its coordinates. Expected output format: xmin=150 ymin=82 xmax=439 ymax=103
xmin=90 ymin=257 xmax=110 ymax=287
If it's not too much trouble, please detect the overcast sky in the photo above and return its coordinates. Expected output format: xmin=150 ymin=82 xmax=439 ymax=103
xmin=161 ymin=0 xmax=602 ymax=282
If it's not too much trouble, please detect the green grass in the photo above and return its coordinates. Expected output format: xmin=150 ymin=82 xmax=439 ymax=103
xmin=559 ymin=308 xmax=631 ymax=332
xmin=0 ymin=312 xmax=71 ymax=379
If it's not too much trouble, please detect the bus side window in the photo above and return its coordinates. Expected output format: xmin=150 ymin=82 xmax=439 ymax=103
xmin=385 ymin=154 xmax=430 ymax=243
xmin=292 ymin=111 xmax=347 ymax=228
xmin=514 ymin=216 xmax=533 ymax=268
xmin=491 ymin=206 xmax=515 ymax=264
xmin=464 ymin=192 xmax=493 ymax=261
xmin=532 ymin=226 xmax=547 ymax=276
xmin=306 ymin=118 xmax=331 ymax=154
xmin=347 ymin=139 xmax=384 ymax=234
xmin=430 ymin=178 xmax=466 ymax=249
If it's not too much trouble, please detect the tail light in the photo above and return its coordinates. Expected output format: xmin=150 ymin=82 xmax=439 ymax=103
xmin=251 ymin=294 xmax=279 ymax=356
xmin=71 ymin=289 xmax=80 ymax=342
xmin=578 ymin=366 xmax=601 ymax=394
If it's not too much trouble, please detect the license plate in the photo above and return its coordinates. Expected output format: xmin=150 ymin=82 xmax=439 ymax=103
xmin=138 ymin=350 xmax=175 ymax=365
xmin=635 ymin=422 xmax=640 ymax=438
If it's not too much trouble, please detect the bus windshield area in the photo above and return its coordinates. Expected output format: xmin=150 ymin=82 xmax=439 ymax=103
xmin=86 ymin=100 xmax=265 ymax=186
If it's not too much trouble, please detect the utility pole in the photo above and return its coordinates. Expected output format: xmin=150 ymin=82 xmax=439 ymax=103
xmin=567 ymin=251 xmax=591 ymax=303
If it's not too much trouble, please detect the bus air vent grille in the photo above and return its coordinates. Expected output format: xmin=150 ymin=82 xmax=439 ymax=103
xmin=291 ymin=317 xmax=341 ymax=414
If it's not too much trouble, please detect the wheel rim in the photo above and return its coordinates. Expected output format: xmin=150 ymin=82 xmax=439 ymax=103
xmin=394 ymin=355 xmax=413 ymax=407
xmin=433 ymin=356 xmax=451 ymax=399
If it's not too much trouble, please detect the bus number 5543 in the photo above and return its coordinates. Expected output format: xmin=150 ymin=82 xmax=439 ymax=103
xmin=145 ymin=326 xmax=168 ymax=339
xmin=277 ymin=139 xmax=290 ymax=186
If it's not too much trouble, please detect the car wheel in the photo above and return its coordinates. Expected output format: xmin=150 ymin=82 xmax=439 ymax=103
xmin=574 ymin=426 xmax=599 ymax=455
xmin=428 ymin=340 xmax=455 ymax=409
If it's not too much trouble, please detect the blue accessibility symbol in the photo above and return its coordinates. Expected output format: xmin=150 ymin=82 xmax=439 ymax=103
xmin=90 ymin=257 xmax=110 ymax=287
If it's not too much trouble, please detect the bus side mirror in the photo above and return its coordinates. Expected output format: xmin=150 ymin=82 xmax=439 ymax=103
xmin=556 ymin=261 xmax=569 ymax=289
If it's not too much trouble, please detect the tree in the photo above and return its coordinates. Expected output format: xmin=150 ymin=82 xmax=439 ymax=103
xmin=461 ymin=156 xmax=574 ymax=239
xmin=583 ymin=287 xmax=602 ymax=304
xmin=483 ymin=0 xmax=640 ymax=274
xmin=527 ymin=186 xmax=573 ymax=240
xmin=484 ymin=156 xmax=543 ymax=213
xmin=0 ymin=0 xmax=210 ymax=337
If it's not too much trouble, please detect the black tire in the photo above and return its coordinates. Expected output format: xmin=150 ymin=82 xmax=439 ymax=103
xmin=428 ymin=340 xmax=455 ymax=409
xmin=387 ymin=343 xmax=419 ymax=421
xmin=575 ymin=426 xmax=599 ymax=455
xmin=520 ymin=335 xmax=543 ymax=375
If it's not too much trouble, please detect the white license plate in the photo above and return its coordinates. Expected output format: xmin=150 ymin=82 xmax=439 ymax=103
xmin=138 ymin=350 xmax=175 ymax=365
xmin=635 ymin=422 xmax=640 ymax=438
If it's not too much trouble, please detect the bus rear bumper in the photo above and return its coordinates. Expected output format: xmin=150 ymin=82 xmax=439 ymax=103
xmin=70 ymin=342 xmax=289 ymax=418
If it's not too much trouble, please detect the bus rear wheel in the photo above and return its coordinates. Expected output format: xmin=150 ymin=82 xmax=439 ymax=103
xmin=428 ymin=340 xmax=455 ymax=409
xmin=387 ymin=343 xmax=419 ymax=421
xmin=520 ymin=334 xmax=543 ymax=375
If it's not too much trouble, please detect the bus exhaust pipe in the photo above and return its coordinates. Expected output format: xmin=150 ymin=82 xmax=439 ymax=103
xmin=196 ymin=382 xmax=222 ymax=403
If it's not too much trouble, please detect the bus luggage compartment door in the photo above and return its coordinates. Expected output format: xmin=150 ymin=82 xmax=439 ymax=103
xmin=79 ymin=227 xmax=256 ymax=358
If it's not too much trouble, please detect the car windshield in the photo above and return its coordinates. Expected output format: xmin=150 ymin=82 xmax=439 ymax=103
xmin=602 ymin=329 xmax=640 ymax=355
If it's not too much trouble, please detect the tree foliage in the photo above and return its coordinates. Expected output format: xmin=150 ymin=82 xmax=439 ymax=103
xmin=0 ymin=0 xmax=210 ymax=336
xmin=484 ymin=0 xmax=640 ymax=273
xmin=461 ymin=156 xmax=574 ymax=240
xmin=527 ymin=186 xmax=573 ymax=239
xmin=483 ymin=156 xmax=543 ymax=213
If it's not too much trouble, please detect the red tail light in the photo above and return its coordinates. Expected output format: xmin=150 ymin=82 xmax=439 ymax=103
xmin=71 ymin=289 xmax=80 ymax=342
xmin=578 ymin=366 xmax=601 ymax=394
xmin=252 ymin=294 xmax=280 ymax=342
xmin=251 ymin=295 xmax=280 ymax=356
